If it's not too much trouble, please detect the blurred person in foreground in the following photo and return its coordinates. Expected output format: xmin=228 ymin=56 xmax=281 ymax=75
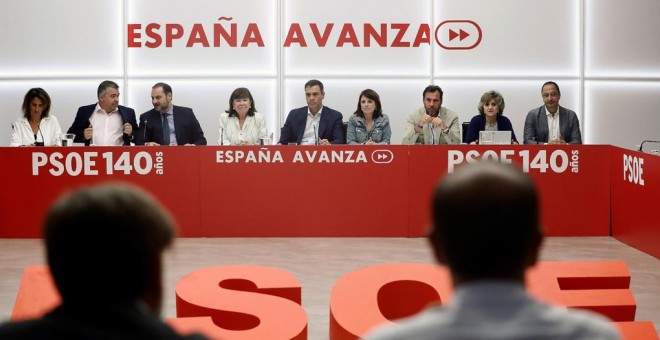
xmin=366 ymin=161 xmax=619 ymax=340
xmin=0 ymin=183 xmax=205 ymax=339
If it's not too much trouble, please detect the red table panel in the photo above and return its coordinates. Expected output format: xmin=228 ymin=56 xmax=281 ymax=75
xmin=610 ymin=147 xmax=660 ymax=258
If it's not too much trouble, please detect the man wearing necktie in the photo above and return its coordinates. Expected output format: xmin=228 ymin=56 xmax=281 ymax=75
xmin=135 ymin=82 xmax=207 ymax=146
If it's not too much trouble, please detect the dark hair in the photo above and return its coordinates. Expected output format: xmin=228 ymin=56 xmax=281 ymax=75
xmin=304 ymin=79 xmax=324 ymax=93
xmin=422 ymin=85 xmax=443 ymax=99
xmin=21 ymin=88 xmax=51 ymax=120
xmin=430 ymin=162 xmax=540 ymax=280
xmin=44 ymin=183 xmax=174 ymax=305
xmin=225 ymin=87 xmax=257 ymax=117
xmin=478 ymin=90 xmax=505 ymax=117
xmin=541 ymin=81 xmax=561 ymax=96
xmin=97 ymin=80 xmax=119 ymax=98
xmin=353 ymin=89 xmax=383 ymax=119
xmin=152 ymin=82 xmax=173 ymax=96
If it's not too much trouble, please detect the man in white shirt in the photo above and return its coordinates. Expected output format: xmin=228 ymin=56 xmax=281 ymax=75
xmin=366 ymin=162 xmax=619 ymax=340
xmin=523 ymin=81 xmax=582 ymax=144
xmin=402 ymin=85 xmax=461 ymax=145
xmin=68 ymin=80 xmax=137 ymax=146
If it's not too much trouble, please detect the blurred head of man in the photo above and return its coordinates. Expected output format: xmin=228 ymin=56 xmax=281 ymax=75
xmin=304 ymin=79 xmax=325 ymax=115
xmin=430 ymin=161 xmax=542 ymax=285
xmin=97 ymin=80 xmax=120 ymax=113
xmin=44 ymin=183 xmax=175 ymax=313
xmin=151 ymin=82 xmax=173 ymax=113
xmin=422 ymin=85 xmax=443 ymax=117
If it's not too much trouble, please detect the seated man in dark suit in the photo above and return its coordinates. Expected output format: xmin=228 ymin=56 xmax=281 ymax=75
xmin=524 ymin=81 xmax=582 ymax=145
xmin=366 ymin=162 xmax=619 ymax=340
xmin=278 ymin=79 xmax=344 ymax=145
xmin=135 ymin=82 xmax=207 ymax=146
xmin=0 ymin=184 xmax=205 ymax=339
xmin=68 ymin=80 xmax=138 ymax=146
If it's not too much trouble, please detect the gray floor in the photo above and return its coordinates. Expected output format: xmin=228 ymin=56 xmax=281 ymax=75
xmin=0 ymin=237 xmax=658 ymax=339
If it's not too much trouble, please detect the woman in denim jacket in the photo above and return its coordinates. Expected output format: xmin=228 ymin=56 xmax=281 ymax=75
xmin=347 ymin=89 xmax=391 ymax=145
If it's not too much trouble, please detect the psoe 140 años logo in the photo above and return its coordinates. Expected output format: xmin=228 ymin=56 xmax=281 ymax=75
xmin=32 ymin=151 xmax=164 ymax=176
xmin=127 ymin=16 xmax=482 ymax=50
xmin=448 ymin=149 xmax=579 ymax=174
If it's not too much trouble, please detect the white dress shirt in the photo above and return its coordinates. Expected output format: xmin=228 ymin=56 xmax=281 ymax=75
xmin=89 ymin=104 xmax=124 ymax=146
xmin=218 ymin=111 xmax=268 ymax=145
xmin=301 ymin=108 xmax=322 ymax=145
xmin=10 ymin=115 xmax=63 ymax=146
xmin=366 ymin=281 xmax=620 ymax=340
xmin=546 ymin=106 xmax=561 ymax=142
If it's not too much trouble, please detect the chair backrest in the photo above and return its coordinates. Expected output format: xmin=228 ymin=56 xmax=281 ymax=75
xmin=462 ymin=121 xmax=470 ymax=143
xmin=342 ymin=121 xmax=348 ymax=144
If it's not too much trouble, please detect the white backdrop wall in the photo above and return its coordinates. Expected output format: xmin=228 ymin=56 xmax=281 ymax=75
xmin=1 ymin=0 xmax=659 ymax=148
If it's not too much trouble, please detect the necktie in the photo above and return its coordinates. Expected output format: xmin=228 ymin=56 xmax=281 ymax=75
xmin=162 ymin=113 xmax=170 ymax=145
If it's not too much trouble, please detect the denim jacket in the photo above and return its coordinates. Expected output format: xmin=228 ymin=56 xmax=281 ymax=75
xmin=347 ymin=114 xmax=391 ymax=144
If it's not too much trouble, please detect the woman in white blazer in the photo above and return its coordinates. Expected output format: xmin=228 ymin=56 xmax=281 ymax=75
xmin=11 ymin=88 xmax=63 ymax=146
xmin=218 ymin=87 xmax=268 ymax=145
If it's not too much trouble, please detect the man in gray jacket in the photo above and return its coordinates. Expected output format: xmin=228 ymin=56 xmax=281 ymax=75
xmin=524 ymin=81 xmax=582 ymax=144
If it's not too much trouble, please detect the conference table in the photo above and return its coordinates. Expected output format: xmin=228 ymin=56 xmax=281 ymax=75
xmin=0 ymin=145 xmax=657 ymax=258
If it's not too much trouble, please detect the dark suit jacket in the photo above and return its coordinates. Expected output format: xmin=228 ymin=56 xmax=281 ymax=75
xmin=523 ymin=106 xmax=582 ymax=144
xmin=465 ymin=115 xmax=518 ymax=144
xmin=278 ymin=106 xmax=344 ymax=144
xmin=135 ymin=106 xmax=207 ymax=145
xmin=0 ymin=303 xmax=205 ymax=340
xmin=67 ymin=104 xmax=138 ymax=145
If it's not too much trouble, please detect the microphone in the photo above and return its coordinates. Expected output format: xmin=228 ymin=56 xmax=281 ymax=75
xmin=638 ymin=140 xmax=660 ymax=152
xmin=220 ymin=127 xmax=224 ymax=146
xmin=35 ymin=120 xmax=45 ymax=146
xmin=142 ymin=119 xmax=148 ymax=144
xmin=313 ymin=124 xmax=318 ymax=145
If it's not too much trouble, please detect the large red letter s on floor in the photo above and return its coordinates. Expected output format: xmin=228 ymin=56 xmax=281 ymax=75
xmin=169 ymin=265 xmax=307 ymax=340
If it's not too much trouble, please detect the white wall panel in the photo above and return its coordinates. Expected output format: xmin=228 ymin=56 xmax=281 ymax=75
xmin=585 ymin=0 xmax=660 ymax=77
xmin=434 ymin=0 xmax=580 ymax=77
xmin=585 ymin=81 xmax=660 ymax=147
xmin=0 ymin=1 xmax=122 ymax=77
xmin=283 ymin=0 xmax=432 ymax=76
xmin=126 ymin=80 xmax=278 ymax=145
xmin=126 ymin=0 xmax=277 ymax=76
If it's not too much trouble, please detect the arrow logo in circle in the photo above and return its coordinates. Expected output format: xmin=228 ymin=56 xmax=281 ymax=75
xmin=449 ymin=29 xmax=470 ymax=41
